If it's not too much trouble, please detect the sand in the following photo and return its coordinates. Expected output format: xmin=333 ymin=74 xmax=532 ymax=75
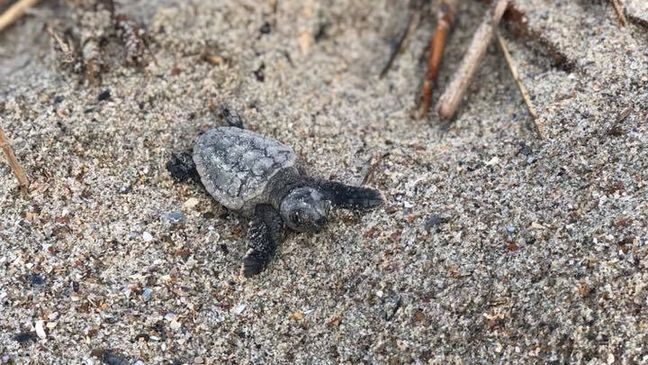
xmin=0 ymin=0 xmax=646 ymax=364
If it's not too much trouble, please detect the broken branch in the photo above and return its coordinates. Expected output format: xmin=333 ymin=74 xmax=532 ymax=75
xmin=0 ymin=126 xmax=29 ymax=192
xmin=0 ymin=0 xmax=40 ymax=33
xmin=417 ymin=0 xmax=457 ymax=119
xmin=608 ymin=0 xmax=627 ymax=27
xmin=495 ymin=31 xmax=543 ymax=139
xmin=379 ymin=0 xmax=422 ymax=78
xmin=435 ymin=0 xmax=509 ymax=120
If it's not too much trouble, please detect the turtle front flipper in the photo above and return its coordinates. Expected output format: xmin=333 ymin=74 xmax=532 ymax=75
xmin=317 ymin=180 xmax=384 ymax=210
xmin=242 ymin=204 xmax=284 ymax=277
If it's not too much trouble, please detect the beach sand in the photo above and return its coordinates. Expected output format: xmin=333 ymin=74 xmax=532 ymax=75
xmin=1 ymin=0 xmax=646 ymax=363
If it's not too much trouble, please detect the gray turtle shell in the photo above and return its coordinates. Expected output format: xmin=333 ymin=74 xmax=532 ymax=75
xmin=193 ymin=127 xmax=297 ymax=215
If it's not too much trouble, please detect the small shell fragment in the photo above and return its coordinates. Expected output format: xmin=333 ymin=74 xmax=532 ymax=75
xmin=232 ymin=303 xmax=246 ymax=315
xmin=289 ymin=311 xmax=304 ymax=321
xmin=169 ymin=319 xmax=181 ymax=330
xmin=183 ymin=197 xmax=200 ymax=209
xmin=35 ymin=320 xmax=46 ymax=339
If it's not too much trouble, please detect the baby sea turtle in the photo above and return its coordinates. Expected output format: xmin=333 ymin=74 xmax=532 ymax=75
xmin=170 ymin=126 xmax=383 ymax=277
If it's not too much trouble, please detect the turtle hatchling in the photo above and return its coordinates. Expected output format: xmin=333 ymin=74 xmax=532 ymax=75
xmin=171 ymin=126 xmax=384 ymax=277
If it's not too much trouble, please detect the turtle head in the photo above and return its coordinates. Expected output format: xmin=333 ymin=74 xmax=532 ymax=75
xmin=280 ymin=187 xmax=331 ymax=233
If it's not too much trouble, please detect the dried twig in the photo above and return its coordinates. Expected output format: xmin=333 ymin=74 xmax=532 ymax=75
xmin=361 ymin=152 xmax=387 ymax=186
xmin=270 ymin=0 xmax=278 ymax=14
xmin=495 ymin=31 xmax=543 ymax=139
xmin=378 ymin=3 xmax=417 ymax=79
xmin=417 ymin=0 xmax=457 ymax=119
xmin=0 ymin=0 xmax=39 ymax=32
xmin=608 ymin=0 xmax=627 ymax=27
xmin=379 ymin=14 xmax=413 ymax=78
xmin=0 ymin=126 xmax=29 ymax=192
xmin=46 ymin=26 xmax=79 ymax=69
xmin=606 ymin=106 xmax=632 ymax=136
xmin=615 ymin=107 xmax=632 ymax=123
xmin=82 ymin=37 xmax=103 ymax=85
xmin=436 ymin=0 xmax=509 ymax=120
xmin=379 ymin=0 xmax=424 ymax=79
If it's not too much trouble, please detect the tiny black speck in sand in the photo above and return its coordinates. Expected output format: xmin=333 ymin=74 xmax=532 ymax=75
xmin=98 ymin=89 xmax=111 ymax=101
xmin=260 ymin=21 xmax=271 ymax=34
xmin=254 ymin=63 xmax=265 ymax=82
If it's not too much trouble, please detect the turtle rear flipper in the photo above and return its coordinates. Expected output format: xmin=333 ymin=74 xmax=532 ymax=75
xmin=167 ymin=151 xmax=200 ymax=183
xmin=217 ymin=105 xmax=245 ymax=129
xmin=241 ymin=204 xmax=284 ymax=277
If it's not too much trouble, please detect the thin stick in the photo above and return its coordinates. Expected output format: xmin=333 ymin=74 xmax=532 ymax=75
xmin=436 ymin=0 xmax=508 ymax=120
xmin=0 ymin=0 xmax=40 ymax=33
xmin=609 ymin=0 xmax=627 ymax=27
xmin=615 ymin=107 xmax=632 ymax=123
xmin=46 ymin=26 xmax=77 ymax=67
xmin=495 ymin=31 xmax=543 ymax=139
xmin=361 ymin=152 xmax=386 ymax=186
xmin=0 ymin=126 xmax=29 ymax=191
xmin=417 ymin=0 xmax=457 ymax=119
xmin=379 ymin=3 xmax=419 ymax=79
xmin=269 ymin=0 xmax=278 ymax=14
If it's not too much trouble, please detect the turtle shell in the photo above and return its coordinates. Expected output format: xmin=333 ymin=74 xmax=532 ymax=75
xmin=193 ymin=127 xmax=297 ymax=213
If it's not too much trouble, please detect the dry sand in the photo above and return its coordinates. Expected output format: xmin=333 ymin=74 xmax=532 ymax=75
xmin=0 ymin=0 xmax=647 ymax=364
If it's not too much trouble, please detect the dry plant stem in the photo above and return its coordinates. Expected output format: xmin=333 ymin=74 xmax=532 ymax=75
xmin=495 ymin=31 xmax=543 ymax=139
xmin=615 ymin=107 xmax=632 ymax=123
xmin=0 ymin=0 xmax=39 ymax=32
xmin=436 ymin=0 xmax=509 ymax=120
xmin=418 ymin=0 xmax=457 ymax=119
xmin=379 ymin=7 xmax=417 ymax=78
xmin=361 ymin=153 xmax=386 ymax=186
xmin=609 ymin=0 xmax=627 ymax=26
xmin=46 ymin=26 xmax=77 ymax=66
xmin=0 ymin=126 xmax=29 ymax=191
